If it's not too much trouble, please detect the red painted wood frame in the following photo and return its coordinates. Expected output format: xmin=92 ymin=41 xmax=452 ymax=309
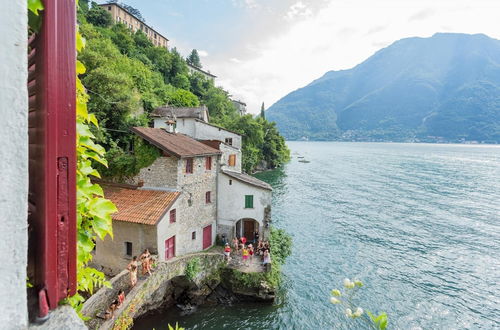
xmin=165 ymin=236 xmax=176 ymax=260
xmin=28 ymin=0 xmax=77 ymax=311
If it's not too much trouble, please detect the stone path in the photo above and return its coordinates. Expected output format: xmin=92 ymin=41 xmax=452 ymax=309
xmin=227 ymin=253 xmax=265 ymax=273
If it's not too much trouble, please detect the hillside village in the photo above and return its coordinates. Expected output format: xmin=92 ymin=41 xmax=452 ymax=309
xmin=94 ymin=105 xmax=273 ymax=274
xmin=88 ymin=2 xmax=274 ymax=273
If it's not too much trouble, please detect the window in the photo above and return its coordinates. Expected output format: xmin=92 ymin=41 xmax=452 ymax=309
xmin=125 ymin=242 xmax=133 ymax=256
xmin=205 ymin=156 xmax=212 ymax=170
xmin=185 ymin=158 xmax=193 ymax=174
xmin=228 ymin=154 xmax=236 ymax=167
xmin=192 ymin=231 xmax=196 ymax=240
xmin=206 ymin=191 xmax=211 ymax=204
xmin=225 ymin=138 xmax=233 ymax=145
xmin=245 ymin=195 xmax=254 ymax=208
xmin=169 ymin=209 xmax=176 ymax=223
xmin=108 ymin=6 xmax=111 ymax=10
xmin=229 ymin=179 xmax=232 ymax=185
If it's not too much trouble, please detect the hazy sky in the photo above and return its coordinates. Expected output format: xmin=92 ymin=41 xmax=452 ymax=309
xmin=99 ymin=0 xmax=500 ymax=113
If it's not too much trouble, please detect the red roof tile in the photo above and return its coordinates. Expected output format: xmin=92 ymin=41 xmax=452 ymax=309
xmin=131 ymin=127 xmax=222 ymax=158
xmin=103 ymin=186 xmax=180 ymax=225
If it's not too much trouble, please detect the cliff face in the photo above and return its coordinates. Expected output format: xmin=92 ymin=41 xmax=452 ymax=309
xmin=267 ymin=33 xmax=500 ymax=142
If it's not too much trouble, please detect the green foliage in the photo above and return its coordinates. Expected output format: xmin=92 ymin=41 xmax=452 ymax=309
xmin=330 ymin=278 xmax=389 ymax=329
xmin=367 ymin=311 xmax=388 ymax=330
xmin=260 ymin=102 xmax=266 ymax=120
xmin=27 ymin=0 xmax=44 ymax=32
xmin=269 ymin=227 xmax=292 ymax=265
xmin=79 ymin=6 xmax=289 ymax=178
xmin=86 ymin=2 xmax=113 ymax=27
xmin=69 ymin=25 xmax=117 ymax=317
xmin=185 ymin=258 xmax=201 ymax=281
xmin=168 ymin=323 xmax=185 ymax=330
xmin=186 ymin=49 xmax=202 ymax=68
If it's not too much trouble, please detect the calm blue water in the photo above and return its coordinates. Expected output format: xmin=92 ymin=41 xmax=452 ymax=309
xmin=135 ymin=142 xmax=500 ymax=329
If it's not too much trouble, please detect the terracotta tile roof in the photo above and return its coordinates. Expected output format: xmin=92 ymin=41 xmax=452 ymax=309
xmin=222 ymin=170 xmax=273 ymax=191
xmin=103 ymin=186 xmax=180 ymax=225
xmin=131 ymin=127 xmax=222 ymax=158
xmin=151 ymin=105 xmax=208 ymax=120
xmin=194 ymin=119 xmax=243 ymax=136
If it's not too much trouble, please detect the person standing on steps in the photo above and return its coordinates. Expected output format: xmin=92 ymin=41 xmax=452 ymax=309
xmin=242 ymin=246 xmax=250 ymax=266
xmin=253 ymin=230 xmax=259 ymax=244
xmin=224 ymin=243 xmax=232 ymax=262
xmin=232 ymin=236 xmax=239 ymax=255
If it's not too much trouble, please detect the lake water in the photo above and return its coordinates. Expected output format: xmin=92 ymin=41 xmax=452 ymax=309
xmin=134 ymin=142 xmax=500 ymax=329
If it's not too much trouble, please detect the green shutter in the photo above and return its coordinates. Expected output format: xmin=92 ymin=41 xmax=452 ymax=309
xmin=245 ymin=195 xmax=253 ymax=208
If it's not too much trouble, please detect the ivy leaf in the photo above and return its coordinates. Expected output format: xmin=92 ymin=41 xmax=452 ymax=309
xmin=76 ymin=60 xmax=86 ymax=75
xmin=28 ymin=0 xmax=44 ymax=15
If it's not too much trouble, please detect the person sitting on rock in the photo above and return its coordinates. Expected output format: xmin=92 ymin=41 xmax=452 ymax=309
xmin=104 ymin=300 xmax=118 ymax=320
xmin=117 ymin=290 xmax=125 ymax=308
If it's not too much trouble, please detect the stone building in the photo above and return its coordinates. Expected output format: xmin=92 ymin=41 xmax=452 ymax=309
xmin=231 ymin=99 xmax=247 ymax=116
xmin=99 ymin=2 xmax=169 ymax=48
xmin=187 ymin=63 xmax=217 ymax=81
xmin=126 ymin=127 xmax=221 ymax=253
xmin=151 ymin=105 xmax=273 ymax=242
xmin=93 ymin=186 xmax=183 ymax=275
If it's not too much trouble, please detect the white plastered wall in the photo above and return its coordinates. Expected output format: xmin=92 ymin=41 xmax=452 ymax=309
xmin=0 ymin=0 xmax=28 ymax=328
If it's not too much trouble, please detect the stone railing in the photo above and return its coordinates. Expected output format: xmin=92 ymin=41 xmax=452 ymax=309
xmin=82 ymin=252 xmax=224 ymax=330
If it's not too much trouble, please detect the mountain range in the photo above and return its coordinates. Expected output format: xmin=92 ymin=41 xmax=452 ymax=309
xmin=266 ymin=33 xmax=500 ymax=143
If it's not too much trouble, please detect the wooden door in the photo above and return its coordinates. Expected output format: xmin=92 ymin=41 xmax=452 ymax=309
xmin=165 ymin=236 xmax=175 ymax=260
xmin=203 ymin=225 xmax=212 ymax=249
xmin=244 ymin=220 xmax=255 ymax=241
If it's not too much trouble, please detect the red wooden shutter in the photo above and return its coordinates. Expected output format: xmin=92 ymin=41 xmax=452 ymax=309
xmin=169 ymin=209 xmax=176 ymax=223
xmin=205 ymin=156 xmax=212 ymax=170
xmin=28 ymin=0 xmax=77 ymax=312
xmin=205 ymin=191 xmax=211 ymax=204
xmin=185 ymin=158 xmax=193 ymax=174
xmin=203 ymin=225 xmax=212 ymax=249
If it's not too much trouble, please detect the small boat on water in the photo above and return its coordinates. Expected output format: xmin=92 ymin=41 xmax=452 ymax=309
xmin=298 ymin=159 xmax=310 ymax=163
xmin=297 ymin=156 xmax=305 ymax=158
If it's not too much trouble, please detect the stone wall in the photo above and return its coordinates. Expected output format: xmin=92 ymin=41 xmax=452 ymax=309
xmin=0 ymin=1 xmax=28 ymax=328
xmin=127 ymin=156 xmax=178 ymax=188
xmin=177 ymin=155 xmax=218 ymax=250
xmin=219 ymin=143 xmax=242 ymax=173
xmin=83 ymin=253 xmax=225 ymax=330
xmin=81 ymin=269 xmax=132 ymax=329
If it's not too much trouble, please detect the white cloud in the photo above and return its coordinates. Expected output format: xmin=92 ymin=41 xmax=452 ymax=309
xmin=205 ymin=0 xmax=500 ymax=114
xmin=198 ymin=50 xmax=209 ymax=57
xmin=284 ymin=1 xmax=312 ymax=21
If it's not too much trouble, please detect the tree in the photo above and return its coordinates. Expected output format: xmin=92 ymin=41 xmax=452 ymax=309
xmin=86 ymin=2 xmax=113 ymax=27
xmin=187 ymin=49 xmax=202 ymax=68
xmin=121 ymin=3 xmax=145 ymax=22
xmin=260 ymin=102 xmax=266 ymax=120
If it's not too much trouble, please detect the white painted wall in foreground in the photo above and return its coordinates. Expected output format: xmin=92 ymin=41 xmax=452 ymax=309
xmin=0 ymin=1 xmax=28 ymax=328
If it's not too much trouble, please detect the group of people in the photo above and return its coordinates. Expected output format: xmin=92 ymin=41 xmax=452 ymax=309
xmin=103 ymin=249 xmax=155 ymax=320
xmin=126 ymin=249 xmax=153 ymax=287
xmin=224 ymin=235 xmax=272 ymax=268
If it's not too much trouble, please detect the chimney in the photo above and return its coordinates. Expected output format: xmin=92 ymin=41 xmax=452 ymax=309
xmin=165 ymin=119 xmax=176 ymax=133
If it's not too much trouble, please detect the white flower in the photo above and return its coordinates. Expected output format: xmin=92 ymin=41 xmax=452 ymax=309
xmin=330 ymin=297 xmax=341 ymax=304
xmin=343 ymin=278 xmax=352 ymax=288
xmin=353 ymin=307 xmax=364 ymax=317
xmin=345 ymin=308 xmax=353 ymax=317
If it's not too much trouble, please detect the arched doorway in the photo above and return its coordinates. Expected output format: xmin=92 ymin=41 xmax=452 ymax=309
xmin=235 ymin=218 xmax=259 ymax=241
